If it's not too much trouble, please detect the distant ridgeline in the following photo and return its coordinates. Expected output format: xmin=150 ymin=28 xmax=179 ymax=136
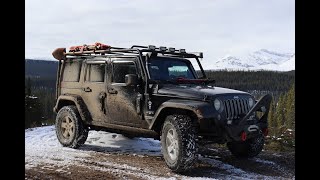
xmin=25 ymin=59 xmax=58 ymax=89
xmin=25 ymin=59 xmax=294 ymax=97
xmin=204 ymin=70 xmax=295 ymax=100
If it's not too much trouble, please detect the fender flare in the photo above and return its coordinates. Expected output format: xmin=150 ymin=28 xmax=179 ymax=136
xmin=53 ymin=94 xmax=92 ymax=122
xmin=149 ymin=99 xmax=215 ymax=130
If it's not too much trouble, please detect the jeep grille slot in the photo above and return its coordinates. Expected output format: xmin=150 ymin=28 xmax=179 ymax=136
xmin=224 ymin=98 xmax=250 ymax=120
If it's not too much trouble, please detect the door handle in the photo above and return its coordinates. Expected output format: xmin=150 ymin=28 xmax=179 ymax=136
xmin=84 ymin=87 xmax=92 ymax=92
xmin=108 ymin=88 xmax=117 ymax=94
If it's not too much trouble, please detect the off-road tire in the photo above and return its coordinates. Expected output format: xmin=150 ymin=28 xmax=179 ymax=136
xmin=161 ymin=114 xmax=198 ymax=173
xmin=227 ymin=133 xmax=265 ymax=158
xmin=55 ymin=105 xmax=88 ymax=148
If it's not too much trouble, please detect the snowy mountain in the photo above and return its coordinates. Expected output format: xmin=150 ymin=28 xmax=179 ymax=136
xmin=211 ymin=49 xmax=295 ymax=71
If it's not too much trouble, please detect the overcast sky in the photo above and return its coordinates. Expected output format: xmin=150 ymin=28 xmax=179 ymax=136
xmin=26 ymin=0 xmax=294 ymax=62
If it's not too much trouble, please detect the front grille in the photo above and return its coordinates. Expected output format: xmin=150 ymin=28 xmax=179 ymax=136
xmin=223 ymin=98 xmax=250 ymax=120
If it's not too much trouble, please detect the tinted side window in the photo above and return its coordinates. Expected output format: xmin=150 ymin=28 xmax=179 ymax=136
xmin=86 ymin=64 xmax=105 ymax=82
xmin=62 ymin=60 xmax=82 ymax=82
xmin=112 ymin=62 xmax=137 ymax=83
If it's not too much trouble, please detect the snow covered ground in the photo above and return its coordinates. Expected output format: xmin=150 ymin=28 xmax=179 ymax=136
xmin=25 ymin=126 xmax=295 ymax=179
xmin=25 ymin=126 xmax=161 ymax=169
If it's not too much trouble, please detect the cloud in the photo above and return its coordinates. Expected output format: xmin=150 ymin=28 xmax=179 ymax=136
xmin=26 ymin=0 xmax=294 ymax=63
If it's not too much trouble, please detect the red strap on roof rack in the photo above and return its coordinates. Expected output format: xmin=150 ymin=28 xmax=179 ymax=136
xmin=69 ymin=42 xmax=111 ymax=52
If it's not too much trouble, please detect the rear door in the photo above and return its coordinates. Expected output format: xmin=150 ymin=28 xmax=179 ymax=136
xmin=81 ymin=60 xmax=109 ymax=122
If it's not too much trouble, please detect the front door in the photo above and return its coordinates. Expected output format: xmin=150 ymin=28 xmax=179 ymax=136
xmin=81 ymin=60 xmax=109 ymax=122
xmin=106 ymin=58 xmax=148 ymax=128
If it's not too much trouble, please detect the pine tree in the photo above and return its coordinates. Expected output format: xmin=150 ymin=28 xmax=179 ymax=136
xmin=275 ymin=93 xmax=286 ymax=135
xmin=26 ymin=77 xmax=32 ymax=96
xmin=268 ymin=97 xmax=277 ymax=136
xmin=285 ymin=83 xmax=295 ymax=130
xmin=25 ymin=78 xmax=43 ymax=128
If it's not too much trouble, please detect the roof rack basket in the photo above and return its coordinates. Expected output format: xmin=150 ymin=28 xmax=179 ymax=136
xmin=52 ymin=42 xmax=203 ymax=60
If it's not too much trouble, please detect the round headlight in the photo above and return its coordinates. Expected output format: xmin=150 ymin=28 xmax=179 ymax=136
xmin=248 ymin=97 xmax=254 ymax=108
xmin=214 ymin=99 xmax=222 ymax=111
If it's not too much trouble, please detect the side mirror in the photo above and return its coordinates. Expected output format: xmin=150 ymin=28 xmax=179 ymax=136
xmin=125 ymin=74 xmax=138 ymax=86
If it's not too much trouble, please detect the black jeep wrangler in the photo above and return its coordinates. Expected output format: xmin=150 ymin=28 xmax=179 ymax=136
xmin=52 ymin=44 xmax=271 ymax=172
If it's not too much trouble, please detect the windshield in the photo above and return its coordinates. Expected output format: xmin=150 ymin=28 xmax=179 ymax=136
xmin=148 ymin=57 xmax=198 ymax=81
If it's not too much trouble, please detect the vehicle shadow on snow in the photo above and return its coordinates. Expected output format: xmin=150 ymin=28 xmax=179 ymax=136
xmin=78 ymin=132 xmax=162 ymax=156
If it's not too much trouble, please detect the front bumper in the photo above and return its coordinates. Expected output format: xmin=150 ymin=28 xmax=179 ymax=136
xmin=198 ymin=94 xmax=272 ymax=141
xmin=224 ymin=94 xmax=272 ymax=141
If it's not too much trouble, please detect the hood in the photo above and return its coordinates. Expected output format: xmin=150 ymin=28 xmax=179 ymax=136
xmin=156 ymin=84 xmax=250 ymax=100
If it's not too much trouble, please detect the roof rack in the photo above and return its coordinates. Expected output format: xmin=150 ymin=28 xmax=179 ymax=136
xmin=52 ymin=42 xmax=203 ymax=60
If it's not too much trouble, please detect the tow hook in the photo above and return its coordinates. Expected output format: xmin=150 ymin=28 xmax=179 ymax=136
xmin=240 ymin=131 xmax=247 ymax=141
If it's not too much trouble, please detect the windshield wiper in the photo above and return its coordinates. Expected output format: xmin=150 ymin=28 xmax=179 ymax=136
xmin=149 ymin=78 xmax=215 ymax=85
xmin=149 ymin=79 xmax=176 ymax=84
xmin=174 ymin=77 xmax=215 ymax=85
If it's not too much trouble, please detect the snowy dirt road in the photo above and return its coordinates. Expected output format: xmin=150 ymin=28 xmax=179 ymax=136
xmin=25 ymin=126 xmax=295 ymax=179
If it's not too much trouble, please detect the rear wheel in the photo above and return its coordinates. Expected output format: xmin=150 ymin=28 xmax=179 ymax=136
xmin=55 ymin=105 xmax=88 ymax=148
xmin=161 ymin=114 xmax=198 ymax=172
xmin=227 ymin=133 xmax=265 ymax=158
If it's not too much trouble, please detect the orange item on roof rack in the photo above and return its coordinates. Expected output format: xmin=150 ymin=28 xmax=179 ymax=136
xmin=69 ymin=42 xmax=111 ymax=52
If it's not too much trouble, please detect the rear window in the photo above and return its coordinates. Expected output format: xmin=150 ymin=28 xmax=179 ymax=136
xmin=62 ymin=61 xmax=82 ymax=82
xmin=85 ymin=64 xmax=105 ymax=82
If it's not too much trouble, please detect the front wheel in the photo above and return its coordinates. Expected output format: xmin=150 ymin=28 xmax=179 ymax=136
xmin=227 ymin=133 xmax=265 ymax=158
xmin=55 ymin=105 xmax=88 ymax=148
xmin=161 ymin=114 xmax=198 ymax=173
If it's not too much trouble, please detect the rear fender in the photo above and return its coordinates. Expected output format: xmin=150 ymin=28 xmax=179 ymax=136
xmin=53 ymin=94 xmax=92 ymax=122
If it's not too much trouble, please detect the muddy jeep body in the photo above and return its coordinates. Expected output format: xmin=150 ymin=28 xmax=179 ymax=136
xmin=52 ymin=44 xmax=271 ymax=172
